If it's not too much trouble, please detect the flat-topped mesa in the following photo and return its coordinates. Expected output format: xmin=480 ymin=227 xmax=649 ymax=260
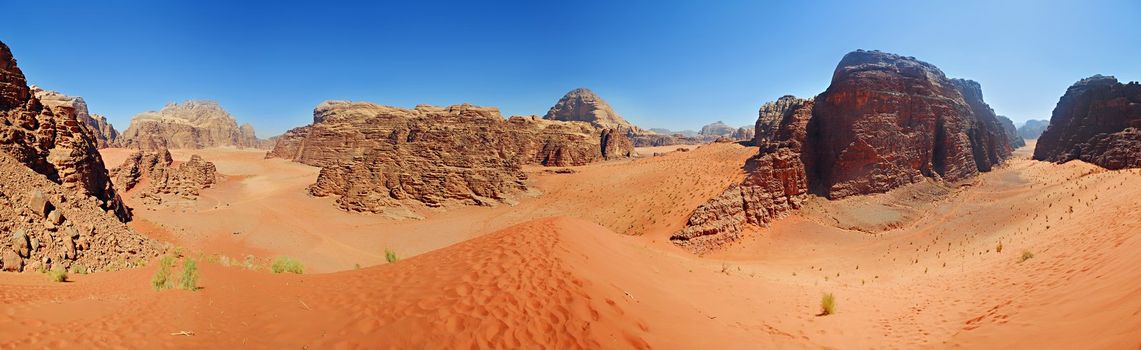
xmin=31 ymin=87 xmax=119 ymax=148
xmin=117 ymin=100 xmax=265 ymax=150
xmin=268 ymin=100 xmax=634 ymax=215
xmin=674 ymin=50 xmax=1015 ymax=254
xmin=0 ymin=40 xmax=158 ymax=272
xmin=1033 ymin=75 xmax=1141 ymax=169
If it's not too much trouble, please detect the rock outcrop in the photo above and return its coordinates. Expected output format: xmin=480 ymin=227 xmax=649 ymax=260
xmin=674 ymin=50 xmax=1014 ymax=253
xmin=0 ymin=41 xmax=131 ymax=222
xmin=1018 ymin=119 xmax=1049 ymax=139
xmin=112 ymin=148 xmax=218 ymax=204
xmin=0 ymin=40 xmax=157 ymax=272
xmin=1033 ymin=75 xmax=1141 ymax=170
xmin=997 ymin=116 xmax=1025 ymax=149
xmin=544 ymin=88 xmax=637 ymax=131
xmin=31 ymin=87 xmax=118 ymax=148
xmin=269 ymin=101 xmax=635 ymax=215
xmin=117 ymin=100 xmax=264 ymax=150
xmin=732 ymin=127 xmax=755 ymax=143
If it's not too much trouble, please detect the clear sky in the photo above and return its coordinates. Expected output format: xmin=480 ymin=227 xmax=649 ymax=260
xmin=3 ymin=0 xmax=1138 ymax=136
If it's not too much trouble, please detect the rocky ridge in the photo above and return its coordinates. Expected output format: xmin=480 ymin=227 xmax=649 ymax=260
xmin=31 ymin=87 xmax=118 ymax=148
xmin=1033 ymin=75 xmax=1141 ymax=169
xmin=1018 ymin=119 xmax=1049 ymax=139
xmin=997 ymin=115 xmax=1025 ymax=149
xmin=269 ymin=101 xmax=634 ymax=215
xmin=673 ymin=50 xmax=1014 ymax=253
xmin=0 ymin=40 xmax=157 ymax=272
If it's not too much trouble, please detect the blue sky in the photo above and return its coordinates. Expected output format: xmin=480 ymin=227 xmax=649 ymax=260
xmin=3 ymin=0 xmax=1138 ymax=136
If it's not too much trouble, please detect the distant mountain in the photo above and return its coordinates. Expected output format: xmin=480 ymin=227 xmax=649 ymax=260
xmin=1018 ymin=119 xmax=1049 ymax=139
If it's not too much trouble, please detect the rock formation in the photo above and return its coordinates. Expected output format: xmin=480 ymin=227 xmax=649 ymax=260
xmin=31 ymin=87 xmax=118 ymax=148
xmin=117 ymin=100 xmax=265 ymax=150
xmin=0 ymin=40 xmax=157 ymax=272
xmin=0 ymin=41 xmax=131 ymax=222
xmin=732 ymin=127 xmax=755 ymax=142
xmin=997 ymin=116 xmax=1025 ymax=149
xmin=269 ymin=101 xmax=634 ymax=215
xmin=112 ymin=148 xmax=218 ymax=204
xmin=544 ymin=88 xmax=637 ymax=131
xmin=1018 ymin=119 xmax=1049 ymax=139
xmin=1033 ymin=75 xmax=1141 ymax=170
xmin=699 ymin=121 xmax=736 ymax=137
xmin=674 ymin=50 xmax=1014 ymax=253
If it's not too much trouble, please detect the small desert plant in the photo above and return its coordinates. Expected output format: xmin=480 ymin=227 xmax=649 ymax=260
xmin=1019 ymin=250 xmax=1035 ymax=263
xmin=272 ymin=256 xmax=304 ymax=274
xmin=385 ymin=248 xmax=399 ymax=263
xmin=179 ymin=258 xmax=199 ymax=291
xmin=820 ymin=293 xmax=836 ymax=316
xmin=46 ymin=266 xmax=68 ymax=282
xmin=152 ymin=255 xmax=175 ymax=290
xmin=996 ymin=242 xmax=1003 ymax=253
xmin=70 ymin=263 xmax=88 ymax=275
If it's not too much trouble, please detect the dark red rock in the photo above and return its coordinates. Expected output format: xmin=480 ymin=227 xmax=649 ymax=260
xmin=1033 ymin=75 xmax=1141 ymax=169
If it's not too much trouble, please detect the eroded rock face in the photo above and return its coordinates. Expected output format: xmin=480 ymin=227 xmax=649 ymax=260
xmin=269 ymin=101 xmax=635 ymax=215
xmin=0 ymin=41 xmax=130 ymax=222
xmin=111 ymin=148 xmax=218 ymax=204
xmin=1033 ymin=75 xmax=1141 ymax=169
xmin=31 ymin=87 xmax=118 ymax=148
xmin=997 ymin=116 xmax=1025 ymax=149
xmin=544 ymin=88 xmax=637 ymax=131
xmin=674 ymin=50 xmax=1014 ymax=253
xmin=117 ymin=101 xmax=264 ymax=150
xmin=0 ymin=40 xmax=157 ymax=272
xmin=699 ymin=121 xmax=736 ymax=137
xmin=812 ymin=51 xmax=1012 ymax=198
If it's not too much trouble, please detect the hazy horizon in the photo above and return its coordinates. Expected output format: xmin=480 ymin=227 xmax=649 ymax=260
xmin=3 ymin=0 xmax=1138 ymax=136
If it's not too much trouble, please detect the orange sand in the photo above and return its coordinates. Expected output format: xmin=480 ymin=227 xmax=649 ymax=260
xmin=1 ymin=141 xmax=1139 ymax=348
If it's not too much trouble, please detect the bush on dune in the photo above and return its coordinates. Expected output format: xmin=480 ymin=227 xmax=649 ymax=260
xmin=272 ymin=256 xmax=304 ymax=274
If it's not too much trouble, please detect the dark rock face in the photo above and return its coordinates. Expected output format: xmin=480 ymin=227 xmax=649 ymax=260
xmin=1033 ymin=75 xmax=1141 ymax=170
xmin=674 ymin=50 xmax=1014 ymax=253
xmin=268 ymin=101 xmax=634 ymax=215
xmin=812 ymin=51 xmax=1012 ymax=198
xmin=997 ymin=116 xmax=1025 ymax=149
xmin=0 ymin=41 xmax=130 ymax=222
xmin=1018 ymin=119 xmax=1049 ymax=139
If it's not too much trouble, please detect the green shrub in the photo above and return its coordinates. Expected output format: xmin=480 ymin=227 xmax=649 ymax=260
xmin=179 ymin=258 xmax=199 ymax=291
xmin=272 ymin=256 xmax=304 ymax=274
xmin=820 ymin=293 xmax=836 ymax=316
xmin=46 ymin=266 xmax=68 ymax=283
xmin=70 ymin=263 xmax=88 ymax=275
xmin=385 ymin=248 xmax=399 ymax=263
xmin=152 ymin=255 xmax=175 ymax=290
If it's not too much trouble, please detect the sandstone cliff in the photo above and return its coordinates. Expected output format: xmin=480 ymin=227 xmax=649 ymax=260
xmin=1033 ymin=75 xmax=1141 ymax=170
xmin=0 ymin=40 xmax=157 ymax=272
xmin=117 ymin=100 xmax=264 ymax=150
xmin=674 ymin=50 xmax=1015 ymax=253
xmin=997 ymin=115 xmax=1025 ymax=149
xmin=699 ymin=121 xmax=736 ymax=137
xmin=269 ymin=101 xmax=634 ymax=215
xmin=31 ymin=87 xmax=118 ymax=148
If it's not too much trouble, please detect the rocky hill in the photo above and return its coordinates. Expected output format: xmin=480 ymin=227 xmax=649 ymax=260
xmin=0 ymin=40 xmax=157 ymax=272
xmin=673 ymin=50 xmax=1014 ymax=253
xmin=1018 ymin=119 xmax=1049 ymax=139
xmin=30 ymin=87 xmax=118 ymax=148
xmin=1033 ymin=75 xmax=1140 ymax=169
xmin=269 ymin=101 xmax=634 ymax=216
xmin=117 ymin=100 xmax=266 ymax=150
xmin=997 ymin=115 xmax=1026 ymax=149
xmin=544 ymin=88 xmax=638 ymax=131
xmin=699 ymin=121 xmax=735 ymax=137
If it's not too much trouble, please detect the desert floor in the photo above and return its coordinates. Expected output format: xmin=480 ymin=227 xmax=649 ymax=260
xmin=1 ymin=141 xmax=1139 ymax=349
